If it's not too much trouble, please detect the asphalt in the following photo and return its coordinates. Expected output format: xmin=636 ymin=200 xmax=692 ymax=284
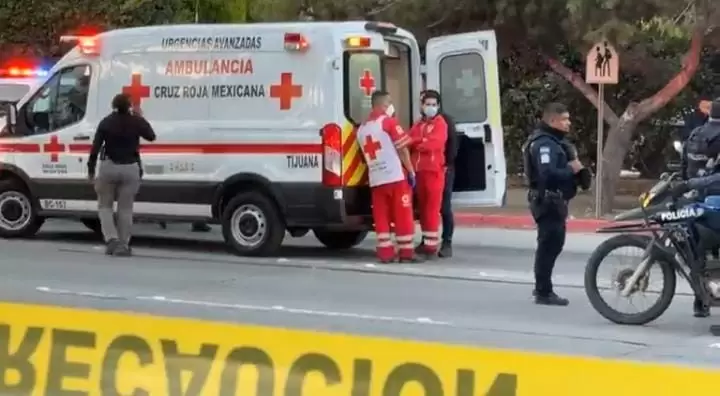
xmin=1 ymin=220 xmax=720 ymax=368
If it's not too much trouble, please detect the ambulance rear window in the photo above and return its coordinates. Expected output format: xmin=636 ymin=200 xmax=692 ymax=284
xmin=343 ymin=51 xmax=385 ymax=125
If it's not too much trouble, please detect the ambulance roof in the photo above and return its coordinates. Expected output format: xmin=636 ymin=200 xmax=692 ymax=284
xmin=91 ymin=21 xmax=412 ymax=54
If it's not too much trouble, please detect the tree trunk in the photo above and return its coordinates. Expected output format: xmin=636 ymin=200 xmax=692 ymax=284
xmin=599 ymin=115 xmax=639 ymax=213
xmin=598 ymin=25 xmax=705 ymax=213
xmin=544 ymin=21 xmax=706 ymax=215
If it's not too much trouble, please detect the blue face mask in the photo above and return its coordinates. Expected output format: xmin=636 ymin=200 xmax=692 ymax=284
xmin=423 ymin=105 xmax=438 ymax=118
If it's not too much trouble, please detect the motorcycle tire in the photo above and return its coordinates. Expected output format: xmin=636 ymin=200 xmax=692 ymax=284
xmin=584 ymin=234 xmax=677 ymax=326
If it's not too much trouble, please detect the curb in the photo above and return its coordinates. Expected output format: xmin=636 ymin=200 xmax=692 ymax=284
xmin=455 ymin=213 xmax=618 ymax=233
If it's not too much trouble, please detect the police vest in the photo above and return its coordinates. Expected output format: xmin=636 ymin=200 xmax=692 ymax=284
xmin=356 ymin=116 xmax=405 ymax=187
xmin=686 ymin=125 xmax=720 ymax=177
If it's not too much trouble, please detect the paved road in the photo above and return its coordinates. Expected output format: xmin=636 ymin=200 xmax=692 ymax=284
xmin=1 ymin=220 xmax=719 ymax=368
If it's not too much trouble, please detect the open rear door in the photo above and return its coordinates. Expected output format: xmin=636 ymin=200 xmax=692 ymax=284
xmin=425 ymin=31 xmax=506 ymax=207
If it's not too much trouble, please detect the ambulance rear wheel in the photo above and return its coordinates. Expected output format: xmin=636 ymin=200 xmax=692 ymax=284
xmin=0 ymin=180 xmax=44 ymax=238
xmin=313 ymin=229 xmax=368 ymax=250
xmin=222 ymin=191 xmax=285 ymax=256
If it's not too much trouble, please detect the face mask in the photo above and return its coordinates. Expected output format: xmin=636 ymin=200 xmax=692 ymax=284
xmin=423 ymin=105 xmax=438 ymax=117
xmin=385 ymin=104 xmax=395 ymax=117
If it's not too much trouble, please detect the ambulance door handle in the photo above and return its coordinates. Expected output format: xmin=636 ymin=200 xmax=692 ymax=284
xmin=73 ymin=134 xmax=90 ymax=141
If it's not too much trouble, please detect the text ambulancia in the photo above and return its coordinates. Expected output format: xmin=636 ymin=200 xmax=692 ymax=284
xmin=0 ymin=22 xmax=505 ymax=256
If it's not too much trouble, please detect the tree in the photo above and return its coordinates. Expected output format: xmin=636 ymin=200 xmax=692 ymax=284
xmin=540 ymin=1 xmax=719 ymax=213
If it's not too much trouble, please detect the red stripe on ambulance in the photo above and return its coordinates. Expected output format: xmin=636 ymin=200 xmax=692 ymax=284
xmin=67 ymin=143 xmax=322 ymax=154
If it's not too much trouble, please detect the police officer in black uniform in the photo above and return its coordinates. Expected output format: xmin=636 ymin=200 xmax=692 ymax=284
xmin=524 ymin=103 xmax=591 ymax=306
xmin=680 ymin=99 xmax=720 ymax=317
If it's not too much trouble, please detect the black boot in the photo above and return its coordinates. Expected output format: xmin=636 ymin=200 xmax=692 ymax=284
xmin=438 ymin=241 xmax=453 ymax=258
xmin=694 ymin=297 xmax=710 ymax=318
xmin=105 ymin=238 xmax=121 ymax=255
xmin=534 ymin=291 xmax=569 ymax=306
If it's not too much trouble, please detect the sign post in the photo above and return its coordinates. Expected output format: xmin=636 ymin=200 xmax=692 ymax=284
xmin=585 ymin=40 xmax=619 ymax=218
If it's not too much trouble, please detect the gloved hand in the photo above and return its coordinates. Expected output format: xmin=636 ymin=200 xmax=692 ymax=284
xmin=407 ymin=173 xmax=416 ymax=189
xmin=669 ymin=182 xmax=690 ymax=200
xmin=576 ymin=168 xmax=592 ymax=190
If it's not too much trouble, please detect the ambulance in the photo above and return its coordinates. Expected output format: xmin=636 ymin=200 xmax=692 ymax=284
xmin=0 ymin=62 xmax=47 ymax=118
xmin=0 ymin=21 xmax=505 ymax=256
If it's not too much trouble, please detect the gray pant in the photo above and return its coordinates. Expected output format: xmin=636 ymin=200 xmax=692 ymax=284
xmin=94 ymin=160 xmax=141 ymax=245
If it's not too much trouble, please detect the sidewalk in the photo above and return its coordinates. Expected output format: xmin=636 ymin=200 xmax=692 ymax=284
xmin=454 ymin=187 xmax=640 ymax=233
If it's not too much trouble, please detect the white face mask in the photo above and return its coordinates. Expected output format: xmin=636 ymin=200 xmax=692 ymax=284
xmin=385 ymin=104 xmax=395 ymax=117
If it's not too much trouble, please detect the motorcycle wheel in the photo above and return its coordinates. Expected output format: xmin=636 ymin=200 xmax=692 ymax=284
xmin=584 ymin=234 xmax=677 ymax=326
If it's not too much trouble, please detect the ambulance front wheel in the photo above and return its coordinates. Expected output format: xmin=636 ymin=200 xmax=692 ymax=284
xmin=221 ymin=191 xmax=285 ymax=257
xmin=0 ymin=179 xmax=45 ymax=238
xmin=313 ymin=229 xmax=368 ymax=250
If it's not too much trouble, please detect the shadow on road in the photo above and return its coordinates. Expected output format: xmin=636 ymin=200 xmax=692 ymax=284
xmin=32 ymin=230 xmax=378 ymax=260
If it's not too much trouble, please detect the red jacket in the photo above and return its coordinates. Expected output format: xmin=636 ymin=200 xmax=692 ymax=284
xmin=409 ymin=115 xmax=448 ymax=172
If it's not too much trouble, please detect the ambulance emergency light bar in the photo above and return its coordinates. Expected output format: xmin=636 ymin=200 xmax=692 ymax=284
xmin=60 ymin=35 xmax=100 ymax=55
xmin=0 ymin=65 xmax=48 ymax=78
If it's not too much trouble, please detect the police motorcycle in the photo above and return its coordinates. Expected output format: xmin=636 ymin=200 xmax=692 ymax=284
xmin=584 ymin=169 xmax=720 ymax=325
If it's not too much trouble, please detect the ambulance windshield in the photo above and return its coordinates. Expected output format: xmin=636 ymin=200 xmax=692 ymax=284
xmin=344 ymin=51 xmax=384 ymax=125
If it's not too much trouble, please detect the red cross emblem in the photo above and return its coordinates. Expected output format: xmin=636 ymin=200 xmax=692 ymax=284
xmin=122 ymin=73 xmax=151 ymax=110
xmin=362 ymin=135 xmax=382 ymax=160
xmin=359 ymin=69 xmax=375 ymax=96
xmin=43 ymin=135 xmax=65 ymax=162
xmin=270 ymin=73 xmax=302 ymax=110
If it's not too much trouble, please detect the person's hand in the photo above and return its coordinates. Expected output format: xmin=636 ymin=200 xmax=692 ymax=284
xmin=407 ymin=173 xmax=416 ymax=189
xmin=669 ymin=182 xmax=690 ymax=200
xmin=569 ymin=159 xmax=583 ymax=174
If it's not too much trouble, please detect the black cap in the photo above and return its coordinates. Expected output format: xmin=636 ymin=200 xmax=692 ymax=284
xmin=711 ymin=100 xmax=720 ymax=119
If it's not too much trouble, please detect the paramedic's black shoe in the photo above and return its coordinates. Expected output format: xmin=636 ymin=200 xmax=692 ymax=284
xmin=414 ymin=243 xmax=425 ymax=254
xmin=694 ymin=298 xmax=710 ymax=318
xmin=378 ymin=257 xmax=395 ymax=264
xmin=191 ymin=222 xmax=211 ymax=232
xmin=105 ymin=239 xmax=120 ymax=255
xmin=534 ymin=292 xmax=569 ymax=306
xmin=438 ymin=242 xmax=453 ymax=258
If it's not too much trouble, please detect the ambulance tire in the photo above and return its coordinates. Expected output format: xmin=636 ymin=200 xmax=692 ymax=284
xmin=313 ymin=229 xmax=368 ymax=250
xmin=222 ymin=191 xmax=285 ymax=256
xmin=0 ymin=179 xmax=44 ymax=238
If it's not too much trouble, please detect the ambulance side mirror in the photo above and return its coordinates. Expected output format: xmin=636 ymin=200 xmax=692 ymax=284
xmin=4 ymin=103 xmax=17 ymax=134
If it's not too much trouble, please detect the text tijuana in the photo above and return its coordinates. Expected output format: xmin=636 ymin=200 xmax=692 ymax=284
xmin=0 ymin=325 xmax=519 ymax=395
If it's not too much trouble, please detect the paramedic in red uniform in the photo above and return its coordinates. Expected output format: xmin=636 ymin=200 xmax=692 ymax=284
xmin=357 ymin=90 xmax=420 ymax=263
xmin=409 ymin=90 xmax=448 ymax=258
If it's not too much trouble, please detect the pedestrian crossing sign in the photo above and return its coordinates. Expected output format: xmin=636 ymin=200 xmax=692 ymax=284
xmin=585 ymin=40 xmax=619 ymax=84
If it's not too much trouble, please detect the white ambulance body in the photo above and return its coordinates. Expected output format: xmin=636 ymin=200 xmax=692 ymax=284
xmin=0 ymin=21 xmax=505 ymax=256
xmin=0 ymin=63 xmax=48 ymax=117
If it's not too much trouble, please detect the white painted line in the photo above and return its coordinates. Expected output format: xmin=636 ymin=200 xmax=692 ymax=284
xmin=36 ymin=286 xmax=122 ymax=299
xmin=364 ymin=263 xmax=376 ymax=268
xmin=135 ymin=295 xmax=453 ymax=326
xmin=709 ymin=343 xmax=720 ymax=349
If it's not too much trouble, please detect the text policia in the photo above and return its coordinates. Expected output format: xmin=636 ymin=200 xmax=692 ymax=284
xmin=0 ymin=315 xmax=515 ymax=395
xmin=1 ymin=302 xmax=717 ymax=396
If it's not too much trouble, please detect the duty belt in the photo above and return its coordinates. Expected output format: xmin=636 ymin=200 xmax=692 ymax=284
xmin=528 ymin=189 xmax=563 ymax=201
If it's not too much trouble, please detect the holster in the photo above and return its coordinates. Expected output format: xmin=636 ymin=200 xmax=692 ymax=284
xmin=529 ymin=190 xmax=567 ymax=221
